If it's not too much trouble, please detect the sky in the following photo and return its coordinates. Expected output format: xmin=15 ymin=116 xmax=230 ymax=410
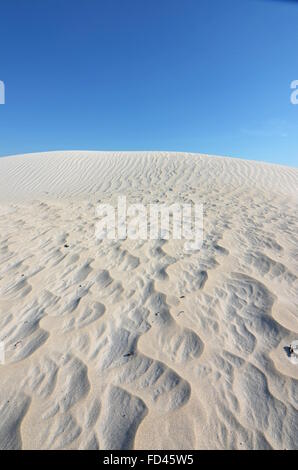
xmin=0 ymin=0 xmax=297 ymax=166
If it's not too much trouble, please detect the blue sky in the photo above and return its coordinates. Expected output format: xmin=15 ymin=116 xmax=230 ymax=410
xmin=0 ymin=0 xmax=297 ymax=166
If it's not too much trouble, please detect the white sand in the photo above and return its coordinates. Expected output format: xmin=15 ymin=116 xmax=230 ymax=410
xmin=0 ymin=150 xmax=297 ymax=450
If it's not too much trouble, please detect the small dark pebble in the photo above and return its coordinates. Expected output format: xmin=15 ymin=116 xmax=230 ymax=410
xmin=180 ymin=295 xmax=185 ymax=299
xmin=123 ymin=353 xmax=134 ymax=357
xmin=64 ymin=244 xmax=69 ymax=248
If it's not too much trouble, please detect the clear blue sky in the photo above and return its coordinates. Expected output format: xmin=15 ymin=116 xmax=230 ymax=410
xmin=0 ymin=0 xmax=297 ymax=166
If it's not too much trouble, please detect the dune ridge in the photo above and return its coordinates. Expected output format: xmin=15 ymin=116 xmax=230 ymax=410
xmin=0 ymin=151 xmax=297 ymax=201
xmin=0 ymin=151 xmax=297 ymax=449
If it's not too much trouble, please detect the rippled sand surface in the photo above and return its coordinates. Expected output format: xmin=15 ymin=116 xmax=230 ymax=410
xmin=0 ymin=151 xmax=297 ymax=449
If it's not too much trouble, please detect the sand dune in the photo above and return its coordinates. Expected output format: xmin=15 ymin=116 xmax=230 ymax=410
xmin=0 ymin=151 xmax=297 ymax=449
